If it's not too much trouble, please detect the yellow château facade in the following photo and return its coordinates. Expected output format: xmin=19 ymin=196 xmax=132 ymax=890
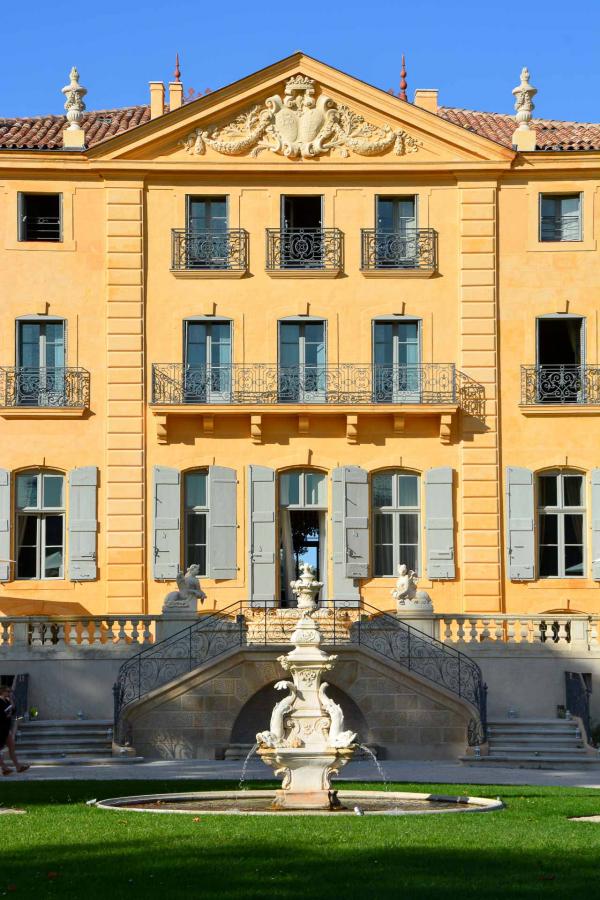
xmin=1 ymin=52 xmax=600 ymax=623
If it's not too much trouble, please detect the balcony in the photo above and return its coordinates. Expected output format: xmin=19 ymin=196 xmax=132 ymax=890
xmin=265 ymin=228 xmax=343 ymax=276
xmin=171 ymin=229 xmax=248 ymax=277
xmin=151 ymin=364 xmax=485 ymax=445
xmin=0 ymin=367 xmax=90 ymax=416
xmin=360 ymin=228 xmax=437 ymax=276
xmin=521 ymin=365 xmax=600 ymax=410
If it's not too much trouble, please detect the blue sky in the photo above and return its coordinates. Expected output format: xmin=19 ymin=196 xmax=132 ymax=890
xmin=2 ymin=0 xmax=600 ymax=121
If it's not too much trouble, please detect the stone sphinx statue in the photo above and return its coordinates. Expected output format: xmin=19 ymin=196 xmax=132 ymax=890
xmin=391 ymin=564 xmax=433 ymax=613
xmin=318 ymin=682 xmax=357 ymax=749
xmin=256 ymin=680 xmax=297 ymax=749
xmin=162 ymin=564 xmax=207 ymax=612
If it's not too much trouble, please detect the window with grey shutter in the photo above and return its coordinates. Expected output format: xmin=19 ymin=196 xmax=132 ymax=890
xmin=68 ymin=467 xmax=98 ymax=581
xmin=592 ymin=470 xmax=600 ymax=580
xmin=505 ymin=466 xmax=535 ymax=580
xmin=425 ymin=467 xmax=455 ymax=579
xmin=208 ymin=466 xmax=237 ymax=579
xmin=0 ymin=468 xmax=10 ymax=582
xmin=153 ymin=466 xmax=181 ymax=580
xmin=332 ymin=466 xmax=368 ymax=606
xmin=248 ymin=465 xmax=276 ymax=605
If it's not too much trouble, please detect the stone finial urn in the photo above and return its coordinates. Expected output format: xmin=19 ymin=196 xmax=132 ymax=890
xmin=289 ymin=563 xmax=323 ymax=611
xmin=256 ymin=570 xmax=357 ymax=810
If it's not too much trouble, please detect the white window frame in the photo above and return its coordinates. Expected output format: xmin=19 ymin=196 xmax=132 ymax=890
xmin=183 ymin=470 xmax=209 ymax=576
xmin=15 ymin=470 xmax=65 ymax=580
xmin=372 ymin=470 xmax=421 ymax=576
xmin=537 ymin=470 xmax=585 ymax=579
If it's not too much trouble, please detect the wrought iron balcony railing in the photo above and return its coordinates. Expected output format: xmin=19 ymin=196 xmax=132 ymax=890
xmin=151 ymin=362 xmax=485 ymax=411
xmin=0 ymin=367 xmax=90 ymax=409
xmin=521 ymin=365 xmax=600 ymax=406
xmin=171 ymin=228 xmax=248 ymax=271
xmin=20 ymin=216 xmax=62 ymax=242
xmin=265 ymin=228 xmax=343 ymax=271
xmin=361 ymin=228 xmax=437 ymax=271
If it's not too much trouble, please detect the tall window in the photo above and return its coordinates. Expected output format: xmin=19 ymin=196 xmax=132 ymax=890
xmin=184 ymin=470 xmax=208 ymax=574
xmin=17 ymin=319 xmax=66 ymax=406
xmin=16 ymin=471 xmax=65 ymax=579
xmin=540 ymin=194 xmax=582 ymax=242
xmin=538 ymin=471 xmax=584 ymax=577
xmin=184 ymin=320 xmax=232 ymax=403
xmin=372 ymin=471 xmax=420 ymax=576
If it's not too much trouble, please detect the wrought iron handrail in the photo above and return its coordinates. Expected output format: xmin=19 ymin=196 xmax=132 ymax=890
xmin=361 ymin=228 xmax=437 ymax=271
xmin=0 ymin=366 xmax=90 ymax=408
xmin=113 ymin=600 xmax=487 ymax=746
xmin=520 ymin=364 xmax=600 ymax=406
xmin=171 ymin=228 xmax=248 ymax=271
xmin=266 ymin=227 xmax=343 ymax=270
xmin=152 ymin=362 xmax=465 ymax=406
xmin=21 ymin=215 xmax=61 ymax=242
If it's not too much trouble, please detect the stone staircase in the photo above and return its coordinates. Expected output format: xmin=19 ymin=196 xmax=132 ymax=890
xmin=12 ymin=719 xmax=142 ymax=765
xmin=463 ymin=718 xmax=600 ymax=768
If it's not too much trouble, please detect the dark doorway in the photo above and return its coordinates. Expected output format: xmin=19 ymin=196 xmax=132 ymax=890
xmin=281 ymin=196 xmax=323 ymax=268
xmin=536 ymin=317 xmax=584 ymax=403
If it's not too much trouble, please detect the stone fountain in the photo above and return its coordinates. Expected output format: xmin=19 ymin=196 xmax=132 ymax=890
xmin=255 ymin=563 xmax=357 ymax=810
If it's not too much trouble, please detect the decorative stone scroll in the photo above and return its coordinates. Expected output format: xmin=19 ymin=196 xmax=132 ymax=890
xmin=181 ymin=75 xmax=422 ymax=160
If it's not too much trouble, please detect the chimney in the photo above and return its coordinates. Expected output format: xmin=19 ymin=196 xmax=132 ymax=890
xmin=149 ymin=81 xmax=165 ymax=119
xmin=413 ymin=89 xmax=438 ymax=114
xmin=169 ymin=81 xmax=184 ymax=111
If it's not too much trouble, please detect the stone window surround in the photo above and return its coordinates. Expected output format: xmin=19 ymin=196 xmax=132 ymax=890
xmin=3 ymin=183 xmax=77 ymax=252
xmin=526 ymin=181 xmax=598 ymax=253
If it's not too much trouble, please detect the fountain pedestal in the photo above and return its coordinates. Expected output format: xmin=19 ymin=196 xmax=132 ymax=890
xmin=256 ymin=565 xmax=357 ymax=810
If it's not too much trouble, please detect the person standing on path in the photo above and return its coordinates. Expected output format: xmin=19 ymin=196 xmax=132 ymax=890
xmin=0 ymin=685 xmax=29 ymax=775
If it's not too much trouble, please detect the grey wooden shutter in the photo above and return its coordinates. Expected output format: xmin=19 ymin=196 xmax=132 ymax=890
xmin=153 ymin=466 xmax=180 ymax=580
xmin=208 ymin=466 xmax=237 ymax=580
xmin=248 ymin=465 xmax=276 ymax=606
xmin=505 ymin=466 xmax=535 ymax=580
xmin=0 ymin=469 xmax=10 ymax=582
xmin=332 ymin=466 xmax=368 ymax=606
xmin=68 ymin=466 xmax=98 ymax=581
xmin=591 ymin=470 xmax=600 ymax=580
xmin=425 ymin=467 xmax=456 ymax=579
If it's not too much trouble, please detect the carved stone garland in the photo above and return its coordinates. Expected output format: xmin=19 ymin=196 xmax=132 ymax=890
xmin=181 ymin=75 xmax=422 ymax=160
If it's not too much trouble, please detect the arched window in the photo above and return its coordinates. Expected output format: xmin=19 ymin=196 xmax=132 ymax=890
xmin=184 ymin=470 xmax=209 ymax=574
xmin=538 ymin=470 xmax=584 ymax=577
xmin=16 ymin=470 xmax=65 ymax=580
xmin=372 ymin=470 xmax=420 ymax=576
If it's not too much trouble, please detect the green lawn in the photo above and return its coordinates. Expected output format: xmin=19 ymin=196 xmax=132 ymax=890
xmin=1 ymin=780 xmax=600 ymax=898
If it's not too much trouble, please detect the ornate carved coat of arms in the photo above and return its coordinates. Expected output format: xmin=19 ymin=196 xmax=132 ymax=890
xmin=181 ymin=75 xmax=421 ymax=160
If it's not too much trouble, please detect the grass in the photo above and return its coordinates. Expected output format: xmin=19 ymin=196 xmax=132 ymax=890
xmin=1 ymin=779 xmax=600 ymax=898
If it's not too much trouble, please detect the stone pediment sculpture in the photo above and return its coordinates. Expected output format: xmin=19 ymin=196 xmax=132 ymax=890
xmin=162 ymin=564 xmax=207 ymax=612
xmin=181 ymin=75 xmax=422 ymax=160
xmin=391 ymin=563 xmax=433 ymax=613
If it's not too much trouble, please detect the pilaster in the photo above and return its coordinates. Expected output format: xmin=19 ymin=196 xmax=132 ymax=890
xmin=459 ymin=182 xmax=503 ymax=612
xmin=105 ymin=183 xmax=145 ymax=612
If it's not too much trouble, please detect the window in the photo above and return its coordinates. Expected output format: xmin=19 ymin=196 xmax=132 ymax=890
xmin=16 ymin=319 xmax=66 ymax=406
xmin=184 ymin=320 xmax=232 ymax=403
xmin=279 ymin=320 xmax=326 ymax=402
xmin=16 ymin=471 xmax=65 ymax=579
xmin=18 ymin=193 xmax=62 ymax=242
xmin=538 ymin=471 xmax=584 ymax=577
xmin=279 ymin=470 xmax=327 ymax=508
xmin=372 ymin=471 xmax=420 ymax=575
xmin=373 ymin=320 xmax=420 ymax=401
xmin=540 ymin=194 xmax=582 ymax=242
xmin=184 ymin=471 xmax=208 ymax=574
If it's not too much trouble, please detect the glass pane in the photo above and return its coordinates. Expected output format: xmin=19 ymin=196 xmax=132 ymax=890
xmin=560 ymin=196 xmax=580 ymax=216
xmin=186 ymin=323 xmax=207 ymax=368
xmin=44 ymin=323 xmax=65 ymax=369
xmin=398 ymin=475 xmax=419 ymax=508
xmin=564 ymin=513 xmax=583 ymax=544
xmin=187 ymin=512 xmax=207 ymax=544
xmin=306 ymin=473 xmax=325 ymax=506
xmin=538 ymin=475 xmax=557 ymax=508
xmin=18 ymin=515 xmax=38 ymax=545
xmin=541 ymin=196 xmax=557 ymax=217
xmin=399 ymin=513 xmax=418 ymax=544
xmin=185 ymin=472 xmax=207 ymax=509
xmin=399 ymin=544 xmax=418 ymax=574
xmin=16 ymin=474 xmax=38 ymax=509
xmin=280 ymin=324 xmax=300 ymax=368
xmin=539 ymin=514 xmax=558 ymax=544
xmin=375 ymin=513 xmax=393 ymax=544
xmin=374 ymin=323 xmax=393 ymax=366
xmin=280 ymin=472 xmax=300 ymax=506
xmin=563 ymin=475 xmax=583 ymax=507
xmin=375 ymin=544 xmax=394 ymax=576
xmin=44 ymin=546 xmax=63 ymax=578
xmin=44 ymin=515 xmax=63 ymax=546
xmin=17 ymin=546 xmax=36 ymax=579
xmin=540 ymin=546 xmax=558 ymax=577
xmin=42 ymin=474 xmax=64 ymax=508
xmin=372 ymin=474 xmax=393 ymax=508
xmin=564 ymin=546 xmax=583 ymax=577
xmin=376 ymin=198 xmax=394 ymax=231
xmin=18 ymin=323 xmax=41 ymax=368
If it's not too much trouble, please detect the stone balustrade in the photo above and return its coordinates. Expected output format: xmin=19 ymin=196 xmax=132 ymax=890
xmin=0 ymin=615 xmax=157 ymax=649
xmin=435 ymin=613 xmax=598 ymax=647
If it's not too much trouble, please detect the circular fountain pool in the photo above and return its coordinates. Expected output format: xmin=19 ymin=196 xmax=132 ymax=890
xmin=92 ymin=790 xmax=503 ymax=816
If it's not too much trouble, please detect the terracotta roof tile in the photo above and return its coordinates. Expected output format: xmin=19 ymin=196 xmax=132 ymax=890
xmin=1 ymin=99 xmax=599 ymax=153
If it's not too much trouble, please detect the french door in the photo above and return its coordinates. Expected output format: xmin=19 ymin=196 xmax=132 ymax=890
xmin=184 ymin=321 xmax=232 ymax=403
xmin=279 ymin=321 xmax=326 ymax=403
xmin=186 ymin=196 xmax=228 ymax=268
xmin=17 ymin=320 xmax=65 ymax=406
xmin=373 ymin=321 xmax=420 ymax=402
xmin=375 ymin=196 xmax=417 ymax=267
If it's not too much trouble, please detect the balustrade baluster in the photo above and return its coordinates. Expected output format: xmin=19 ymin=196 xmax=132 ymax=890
xmin=468 ymin=618 xmax=479 ymax=644
xmin=507 ymin=618 xmax=516 ymax=643
xmin=494 ymin=619 xmax=504 ymax=642
xmin=519 ymin=620 xmax=529 ymax=643
xmin=80 ymin=620 xmax=91 ymax=646
xmin=117 ymin=617 xmax=127 ymax=644
xmin=92 ymin=619 xmax=102 ymax=646
xmin=443 ymin=618 xmax=453 ymax=642
xmin=481 ymin=618 xmax=491 ymax=642
xmin=130 ymin=618 xmax=140 ymax=644
xmin=456 ymin=618 xmax=465 ymax=643
xmin=142 ymin=619 xmax=153 ymax=644
xmin=30 ymin=622 xmax=43 ymax=647
xmin=106 ymin=618 xmax=115 ymax=644
xmin=0 ymin=621 xmax=9 ymax=645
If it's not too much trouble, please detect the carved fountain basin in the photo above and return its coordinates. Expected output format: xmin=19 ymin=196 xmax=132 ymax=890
xmin=258 ymin=746 xmax=355 ymax=809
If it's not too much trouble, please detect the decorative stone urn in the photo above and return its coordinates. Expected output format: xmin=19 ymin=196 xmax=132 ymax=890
xmin=256 ymin=565 xmax=357 ymax=810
